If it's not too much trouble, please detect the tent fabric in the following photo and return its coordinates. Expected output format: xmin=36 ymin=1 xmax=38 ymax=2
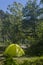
xmin=4 ymin=44 xmax=25 ymax=57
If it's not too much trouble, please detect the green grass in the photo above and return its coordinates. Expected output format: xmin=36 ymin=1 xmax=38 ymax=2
xmin=0 ymin=56 xmax=43 ymax=65
xmin=15 ymin=56 xmax=43 ymax=65
xmin=14 ymin=56 xmax=43 ymax=62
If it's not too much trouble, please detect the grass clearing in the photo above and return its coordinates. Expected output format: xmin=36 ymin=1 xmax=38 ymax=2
xmin=0 ymin=56 xmax=43 ymax=65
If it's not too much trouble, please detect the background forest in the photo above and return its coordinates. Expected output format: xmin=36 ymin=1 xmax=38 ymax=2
xmin=0 ymin=0 xmax=43 ymax=56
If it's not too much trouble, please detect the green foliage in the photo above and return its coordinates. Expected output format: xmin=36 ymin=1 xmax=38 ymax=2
xmin=3 ymin=57 xmax=13 ymax=65
xmin=0 ymin=0 xmax=43 ymax=44
xmin=0 ymin=0 xmax=43 ymax=57
xmin=14 ymin=57 xmax=43 ymax=65
xmin=40 ymin=0 xmax=43 ymax=3
xmin=3 ymin=57 xmax=43 ymax=65
xmin=6 ymin=2 xmax=24 ymax=43
xmin=3 ymin=56 xmax=18 ymax=65
xmin=22 ymin=0 xmax=43 ymax=38
xmin=26 ymin=41 xmax=43 ymax=56
xmin=21 ymin=60 xmax=29 ymax=65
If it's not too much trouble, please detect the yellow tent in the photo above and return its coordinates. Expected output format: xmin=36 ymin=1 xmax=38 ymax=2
xmin=4 ymin=44 xmax=25 ymax=57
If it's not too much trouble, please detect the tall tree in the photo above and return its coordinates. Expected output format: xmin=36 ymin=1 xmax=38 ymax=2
xmin=22 ymin=0 xmax=43 ymax=39
xmin=7 ymin=2 xmax=25 ymax=43
xmin=0 ymin=11 xmax=11 ymax=43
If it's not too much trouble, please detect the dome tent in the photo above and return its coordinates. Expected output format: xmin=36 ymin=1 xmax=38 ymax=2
xmin=4 ymin=44 xmax=25 ymax=57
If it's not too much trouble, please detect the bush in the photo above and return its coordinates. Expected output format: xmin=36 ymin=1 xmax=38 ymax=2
xmin=3 ymin=56 xmax=19 ymax=65
xmin=25 ymin=42 xmax=43 ymax=56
